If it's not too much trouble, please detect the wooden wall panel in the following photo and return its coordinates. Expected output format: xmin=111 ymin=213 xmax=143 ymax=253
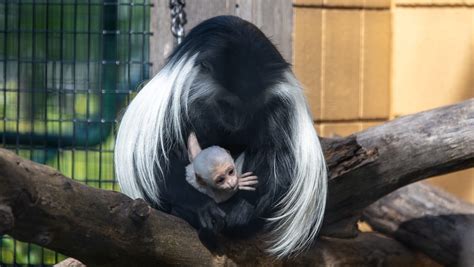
xmin=362 ymin=11 xmax=391 ymax=118
xmin=294 ymin=8 xmax=391 ymax=120
xmin=294 ymin=8 xmax=323 ymax=118
xmin=396 ymin=0 xmax=474 ymax=5
xmin=392 ymin=8 xmax=474 ymax=117
xmin=323 ymin=10 xmax=362 ymax=120
xmin=150 ymin=0 xmax=293 ymax=75
xmin=293 ymin=0 xmax=392 ymax=8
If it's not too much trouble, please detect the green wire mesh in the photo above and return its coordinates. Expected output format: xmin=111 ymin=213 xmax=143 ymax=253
xmin=0 ymin=0 xmax=151 ymax=265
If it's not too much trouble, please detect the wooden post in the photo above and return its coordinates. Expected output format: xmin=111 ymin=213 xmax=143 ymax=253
xmin=149 ymin=0 xmax=293 ymax=75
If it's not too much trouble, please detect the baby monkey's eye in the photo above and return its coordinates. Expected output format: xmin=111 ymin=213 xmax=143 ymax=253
xmin=228 ymin=168 xmax=234 ymax=176
xmin=216 ymin=177 xmax=225 ymax=184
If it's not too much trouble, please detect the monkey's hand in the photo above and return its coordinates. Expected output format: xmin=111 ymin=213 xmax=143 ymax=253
xmin=197 ymin=201 xmax=226 ymax=253
xmin=238 ymin=172 xmax=258 ymax=191
xmin=197 ymin=200 xmax=226 ymax=234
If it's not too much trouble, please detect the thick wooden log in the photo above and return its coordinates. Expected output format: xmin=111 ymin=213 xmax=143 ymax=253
xmin=0 ymin=148 xmax=429 ymax=266
xmin=0 ymin=99 xmax=473 ymax=265
xmin=0 ymin=149 xmax=213 ymax=266
xmin=322 ymin=99 xmax=474 ymax=235
xmin=363 ymin=182 xmax=474 ymax=266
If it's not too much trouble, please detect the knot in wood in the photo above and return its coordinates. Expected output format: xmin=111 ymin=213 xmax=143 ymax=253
xmin=0 ymin=205 xmax=14 ymax=234
xmin=130 ymin=198 xmax=151 ymax=222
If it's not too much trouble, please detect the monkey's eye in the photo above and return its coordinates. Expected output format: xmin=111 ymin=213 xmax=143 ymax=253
xmin=216 ymin=177 xmax=225 ymax=184
xmin=228 ymin=168 xmax=234 ymax=176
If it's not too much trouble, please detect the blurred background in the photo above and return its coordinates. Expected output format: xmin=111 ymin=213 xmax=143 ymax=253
xmin=0 ymin=0 xmax=472 ymax=266
xmin=0 ymin=0 xmax=151 ymax=264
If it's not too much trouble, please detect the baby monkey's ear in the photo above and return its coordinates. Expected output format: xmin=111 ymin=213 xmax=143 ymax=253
xmin=195 ymin=174 xmax=207 ymax=186
xmin=187 ymin=132 xmax=202 ymax=162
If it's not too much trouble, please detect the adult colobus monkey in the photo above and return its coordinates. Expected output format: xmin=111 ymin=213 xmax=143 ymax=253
xmin=115 ymin=16 xmax=327 ymax=257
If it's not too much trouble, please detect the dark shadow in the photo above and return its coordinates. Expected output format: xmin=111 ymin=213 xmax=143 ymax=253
xmin=394 ymin=214 xmax=474 ymax=267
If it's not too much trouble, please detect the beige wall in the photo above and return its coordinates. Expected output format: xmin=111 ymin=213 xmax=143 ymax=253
xmin=293 ymin=0 xmax=474 ymax=202
xmin=392 ymin=4 xmax=474 ymax=202
xmin=392 ymin=7 xmax=474 ymax=116
xmin=294 ymin=6 xmax=391 ymax=121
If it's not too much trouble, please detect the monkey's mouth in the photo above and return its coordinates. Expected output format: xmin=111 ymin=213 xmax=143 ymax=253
xmin=218 ymin=187 xmax=236 ymax=194
xmin=223 ymin=184 xmax=238 ymax=192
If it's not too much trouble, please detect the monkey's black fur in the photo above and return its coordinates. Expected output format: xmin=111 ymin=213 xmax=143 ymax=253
xmin=114 ymin=15 xmax=328 ymax=256
xmin=152 ymin=16 xmax=295 ymax=242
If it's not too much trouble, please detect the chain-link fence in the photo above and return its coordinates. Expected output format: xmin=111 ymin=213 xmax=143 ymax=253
xmin=0 ymin=0 xmax=151 ymax=265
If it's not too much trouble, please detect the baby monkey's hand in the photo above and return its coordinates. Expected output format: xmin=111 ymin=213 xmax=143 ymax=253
xmin=238 ymin=172 xmax=258 ymax=191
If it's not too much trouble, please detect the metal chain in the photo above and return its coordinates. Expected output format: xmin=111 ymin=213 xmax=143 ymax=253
xmin=169 ymin=0 xmax=187 ymax=45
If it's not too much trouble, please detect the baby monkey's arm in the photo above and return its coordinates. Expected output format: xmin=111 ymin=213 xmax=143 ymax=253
xmin=238 ymin=172 xmax=258 ymax=191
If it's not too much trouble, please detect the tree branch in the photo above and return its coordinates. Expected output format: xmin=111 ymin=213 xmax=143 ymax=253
xmin=0 ymin=99 xmax=473 ymax=266
xmin=0 ymin=148 xmax=434 ymax=266
xmin=363 ymin=182 xmax=474 ymax=266
xmin=322 ymin=99 xmax=474 ymax=235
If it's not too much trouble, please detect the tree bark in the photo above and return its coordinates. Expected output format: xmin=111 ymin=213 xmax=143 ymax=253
xmin=363 ymin=182 xmax=474 ymax=266
xmin=0 ymin=99 xmax=473 ymax=266
xmin=322 ymin=99 xmax=474 ymax=236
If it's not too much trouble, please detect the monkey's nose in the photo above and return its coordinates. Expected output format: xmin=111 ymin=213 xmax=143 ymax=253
xmin=230 ymin=179 xmax=238 ymax=190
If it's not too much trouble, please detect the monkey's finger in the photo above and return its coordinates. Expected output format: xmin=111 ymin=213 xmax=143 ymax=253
xmin=239 ymin=178 xmax=258 ymax=184
xmin=239 ymin=176 xmax=258 ymax=182
xmin=240 ymin=172 xmax=253 ymax=177
xmin=239 ymin=186 xmax=256 ymax=191
xmin=199 ymin=213 xmax=211 ymax=230
xmin=209 ymin=208 xmax=225 ymax=232
xmin=213 ymin=207 xmax=226 ymax=219
xmin=239 ymin=180 xmax=258 ymax=186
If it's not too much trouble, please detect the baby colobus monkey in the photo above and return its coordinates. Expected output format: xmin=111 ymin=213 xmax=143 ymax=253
xmin=186 ymin=132 xmax=258 ymax=203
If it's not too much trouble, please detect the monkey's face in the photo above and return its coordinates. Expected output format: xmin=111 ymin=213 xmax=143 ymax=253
xmin=195 ymin=41 xmax=285 ymax=131
xmin=213 ymin=94 xmax=250 ymax=131
xmin=192 ymin=146 xmax=238 ymax=191
xmin=210 ymin=163 xmax=238 ymax=191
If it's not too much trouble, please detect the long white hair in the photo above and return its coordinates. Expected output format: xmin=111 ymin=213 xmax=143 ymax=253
xmin=115 ymin=54 xmax=326 ymax=258
xmin=265 ymin=73 xmax=327 ymax=257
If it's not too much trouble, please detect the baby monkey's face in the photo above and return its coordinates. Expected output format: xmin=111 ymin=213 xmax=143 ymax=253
xmin=194 ymin=151 xmax=239 ymax=192
xmin=187 ymin=132 xmax=239 ymax=192
xmin=209 ymin=161 xmax=238 ymax=191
